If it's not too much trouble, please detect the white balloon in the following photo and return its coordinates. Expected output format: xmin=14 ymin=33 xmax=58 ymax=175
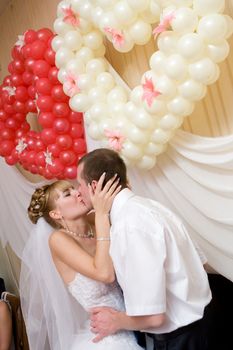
xmin=144 ymin=142 xmax=166 ymax=155
xmin=197 ymin=14 xmax=227 ymax=43
xmin=121 ymin=141 xmax=143 ymax=160
xmin=87 ymin=122 xmax=102 ymax=140
xmin=96 ymin=72 xmax=115 ymax=91
xmin=177 ymin=33 xmax=205 ymax=61
xmin=155 ymin=75 xmax=177 ymax=98
xmin=79 ymin=18 xmax=93 ymax=34
xmin=140 ymin=8 xmax=160 ymax=24
xmin=129 ymin=20 xmax=152 ymax=45
xmin=51 ymin=36 xmax=64 ymax=52
xmin=75 ymin=47 xmax=94 ymax=63
xmin=70 ymin=93 xmax=90 ymax=112
xmin=91 ymin=6 xmax=104 ymax=27
xmin=78 ymin=2 xmax=92 ymax=20
xmin=77 ymin=74 xmax=94 ymax=91
xmin=127 ymin=126 xmax=150 ymax=144
xmin=86 ymin=58 xmax=107 ymax=76
xmin=66 ymin=58 xmax=85 ymax=75
xmin=57 ymin=0 xmax=69 ymax=17
xmin=55 ymin=47 xmax=75 ymax=68
xmin=157 ymin=31 xmax=178 ymax=55
xmin=130 ymin=109 xmax=154 ymax=129
xmin=168 ymin=96 xmax=194 ymax=116
xmin=112 ymin=33 xmax=134 ymax=53
xmin=124 ymin=102 xmax=138 ymax=118
xmin=107 ymin=86 xmax=128 ymax=104
xmin=136 ymin=155 xmax=156 ymax=170
xmin=171 ymin=8 xmax=198 ymax=34
xmin=93 ymin=44 xmax=106 ymax=57
xmin=99 ymin=11 xmax=120 ymax=30
xmin=150 ymin=51 xmax=166 ymax=74
xmin=224 ymin=15 xmax=233 ymax=39
xmin=151 ymin=128 xmax=172 ymax=144
xmin=207 ymin=40 xmax=230 ymax=63
xmin=127 ymin=0 xmax=150 ymax=12
xmin=57 ymin=68 xmax=68 ymax=84
xmin=159 ymin=114 xmax=184 ymax=130
xmin=88 ymin=87 xmax=106 ymax=103
xmin=189 ymin=58 xmax=219 ymax=85
xmin=114 ymin=1 xmax=137 ymax=25
xmin=98 ymin=118 xmax=114 ymax=135
xmin=130 ymin=86 xmax=143 ymax=105
xmin=64 ymin=30 xmax=83 ymax=51
xmin=89 ymin=102 xmax=109 ymax=120
xmin=149 ymin=1 xmax=161 ymax=21
xmin=144 ymin=98 xmax=167 ymax=116
xmin=164 ymin=54 xmax=188 ymax=80
xmin=109 ymin=102 xmax=125 ymax=115
xmin=193 ymin=0 xmax=225 ymax=16
xmin=179 ymin=79 xmax=207 ymax=101
xmin=71 ymin=0 xmax=86 ymax=12
xmin=53 ymin=18 xmax=72 ymax=36
xmin=84 ymin=30 xmax=103 ymax=50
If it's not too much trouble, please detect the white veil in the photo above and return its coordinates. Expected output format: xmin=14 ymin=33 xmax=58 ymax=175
xmin=19 ymin=218 xmax=88 ymax=350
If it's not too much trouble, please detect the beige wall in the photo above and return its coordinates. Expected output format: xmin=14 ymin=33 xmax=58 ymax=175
xmin=0 ymin=0 xmax=233 ymax=288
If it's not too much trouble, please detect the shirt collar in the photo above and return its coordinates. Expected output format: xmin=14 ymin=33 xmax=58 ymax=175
xmin=110 ymin=188 xmax=135 ymax=223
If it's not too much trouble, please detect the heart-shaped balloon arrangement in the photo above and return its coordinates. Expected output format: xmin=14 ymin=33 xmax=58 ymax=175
xmin=52 ymin=0 xmax=233 ymax=169
xmin=0 ymin=28 xmax=87 ymax=179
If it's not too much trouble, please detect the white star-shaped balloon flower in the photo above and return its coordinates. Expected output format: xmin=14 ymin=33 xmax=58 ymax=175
xmin=44 ymin=150 xmax=53 ymax=166
xmin=16 ymin=139 xmax=28 ymax=153
xmin=2 ymin=86 xmax=16 ymax=96
xmin=15 ymin=35 xmax=25 ymax=49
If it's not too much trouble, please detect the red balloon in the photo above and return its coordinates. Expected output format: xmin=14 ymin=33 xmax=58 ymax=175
xmin=48 ymin=67 xmax=59 ymax=84
xmin=41 ymin=128 xmax=56 ymax=145
xmin=11 ymin=46 xmax=23 ymax=60
xmin=22 ymin=71 xmax=34 ymax=85
xmin=0 ymin=110 xmax=8 ymax=121
xmin=33 ymin=60 xmax=50 ymax=78
xmin=5 ymin=154 xmax=17 ymax=165
xmin=24 ymin=29 xmax=37 ymax=44
xmin=27 ymin=85 xmax=36 ymax=99
xmin=25 ymin=99 xmax=37 ymax=113
xmin=15 ymin=86 xmax=28 ymax=102
xmin=0 ymin=140 xmax=15 ymax=156
xmin=5 ymin=118 xmax=19 ymax=130
xmin=59 ymin=150 xmax=76 ymax=166
xmin=73 ymin=138 xmax=86 ymax=154
xmin=35 ymin=151 xmax=46 ymax=166
xmin=51 ymin=85 xmax=68 ymax=102
xmin=53 ymin=102 xmax=70 ymax=118
xmin=37 ymin=95 xmax=54 ymax=112
xmin=4 ymin=104 xmax=15 ymax=115
xmin=56 ymin=134 xmax=73 ymax=149
xmin=12 ymin=59 xmax=24 ymax=74
xmin=64 ymin=166 xmax=77 ymax=179
xmin=11 ymin=74 xmax=24 ymax=86
xmin=47 ymin=158 xmax=64 ymax=176
xmin=35 ymin=139 xmax=45 ymax=151
xmin=70 ymin=123 xmax=83 ymax=138
xmin=44 ymin=48 xmax=55 ymax=65
xmin=22 ymin=44 xmax=32 ymax=59
xmin=37 ymin=28 xmax=53 ymax=42
xmin=47 ymin=143 xmax=60 ymax=157
xmin=69 ymin=111 xmax=83 ymax=123
xmin=53 ymin=118 xmax=70 ymax=134
xmin=0 ymin=128 xmax=14 ymax=140
xmin=30 ymin=40 xmax=47 ymax=60
xmin=8 ymin=62 xmax=15 ymax=74
xmin=13 ymin=100 xmax=27 ymax=114
xmin=38 ymin=112 xmax=54 ymax=128
xmin=3 ymin=75 xmax=12 ymax=86
xmin=24 ymin=57 xmax=35 ymax=72
xmin=35 ymin=78 xmax=52 ymax=95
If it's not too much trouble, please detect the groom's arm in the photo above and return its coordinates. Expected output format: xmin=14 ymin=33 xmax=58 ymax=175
xmin=90 ymin=306 xmax=165 ymax=342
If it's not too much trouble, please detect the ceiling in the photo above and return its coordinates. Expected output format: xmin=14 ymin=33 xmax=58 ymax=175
xmin=0 ymin=0 xmax=11 ymax=15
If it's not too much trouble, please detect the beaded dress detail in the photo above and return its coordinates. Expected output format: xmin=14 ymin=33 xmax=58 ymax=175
xmin=68 ymin=273 xmax=143 ymax=349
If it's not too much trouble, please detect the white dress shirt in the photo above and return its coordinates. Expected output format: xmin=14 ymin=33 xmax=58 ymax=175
xmin=109 ymin=189 xmax=211 ymax=334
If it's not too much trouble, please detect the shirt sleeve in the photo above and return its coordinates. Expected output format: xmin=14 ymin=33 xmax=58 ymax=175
xmin=121 ymin=221 xmax=167 ymax=316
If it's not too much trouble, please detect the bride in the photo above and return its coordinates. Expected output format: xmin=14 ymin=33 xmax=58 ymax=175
xmin=20 ymin=173 xmax=144 ymax=350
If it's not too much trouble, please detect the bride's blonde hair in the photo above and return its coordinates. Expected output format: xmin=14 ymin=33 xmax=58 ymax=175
xmin=28 ymin=180 xmax=72 ymax=228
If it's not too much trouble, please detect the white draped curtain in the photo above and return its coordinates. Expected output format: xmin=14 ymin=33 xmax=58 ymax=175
xmin=0 ymin=128 xmax=233 ymax=284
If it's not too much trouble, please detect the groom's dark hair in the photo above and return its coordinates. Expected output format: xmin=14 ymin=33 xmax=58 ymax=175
xmin=78 ymin=148 xmax=128 ymax=188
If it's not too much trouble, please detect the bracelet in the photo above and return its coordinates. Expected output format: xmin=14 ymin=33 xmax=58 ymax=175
xmin=96 ymin=237 xmax=111 ymax=241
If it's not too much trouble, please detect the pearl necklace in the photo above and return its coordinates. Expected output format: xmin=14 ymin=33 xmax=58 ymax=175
xmin=64 ymin=225 xmax=94 ymax=239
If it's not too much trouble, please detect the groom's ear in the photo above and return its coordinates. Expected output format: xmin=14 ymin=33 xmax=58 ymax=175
xmin=90 ymin=180 xmax=98 ymax=192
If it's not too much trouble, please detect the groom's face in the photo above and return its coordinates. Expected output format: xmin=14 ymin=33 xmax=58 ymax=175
xmin=77 ymin=163 xmax=93 ymax=210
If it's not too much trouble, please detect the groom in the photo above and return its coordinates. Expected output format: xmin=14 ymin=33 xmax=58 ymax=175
xmin=77 ymin=148 xmax=212 ymax=350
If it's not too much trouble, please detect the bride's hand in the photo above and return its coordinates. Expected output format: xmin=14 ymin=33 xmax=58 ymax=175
xmin=88 ymin=173 xmax=121 ymax=216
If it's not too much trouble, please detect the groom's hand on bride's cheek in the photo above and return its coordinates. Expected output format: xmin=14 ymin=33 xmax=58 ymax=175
xmin=90 ymin=307 xmax=120 ymax=342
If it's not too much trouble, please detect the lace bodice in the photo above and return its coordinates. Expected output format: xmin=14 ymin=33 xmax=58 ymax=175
xmin=67 ymin=274 xmax=144 ymax=350
xmin=68 ymin=273 xmax=125 ymax=312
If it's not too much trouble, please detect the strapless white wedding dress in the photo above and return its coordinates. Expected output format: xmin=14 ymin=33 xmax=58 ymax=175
xmin=68 ymin=273 xmax=144 ymax=349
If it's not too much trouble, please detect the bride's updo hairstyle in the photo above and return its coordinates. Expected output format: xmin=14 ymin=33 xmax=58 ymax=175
xmin=28 ymin=180 xmax=72 ymax=228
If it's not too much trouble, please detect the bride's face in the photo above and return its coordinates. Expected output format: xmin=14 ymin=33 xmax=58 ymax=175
xmin=54 ymin=186 xmax=89 ymax=220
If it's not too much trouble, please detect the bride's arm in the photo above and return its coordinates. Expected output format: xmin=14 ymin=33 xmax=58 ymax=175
xmin=49 ymin=174 xmax=120 ymax=283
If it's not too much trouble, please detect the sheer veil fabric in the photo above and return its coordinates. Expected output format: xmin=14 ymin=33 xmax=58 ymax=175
xmin=19 ymin=218 xmax=88 ymax=350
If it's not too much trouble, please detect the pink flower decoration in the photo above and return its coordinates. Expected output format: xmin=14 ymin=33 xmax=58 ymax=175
xmin=63 ymin=6 xmax=80 ymax=27
xmin=105 ymin=129 xmax=125 ymax=152
xmin=153 ymin=12 xmax=176 ymax=36
xmin=142 ymin=77 xmax=161 ymax=107
xmin=64 ymin=73 xmax=80 ymax=97
xmin=104 ymin=27 xmax=124 ymax=47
